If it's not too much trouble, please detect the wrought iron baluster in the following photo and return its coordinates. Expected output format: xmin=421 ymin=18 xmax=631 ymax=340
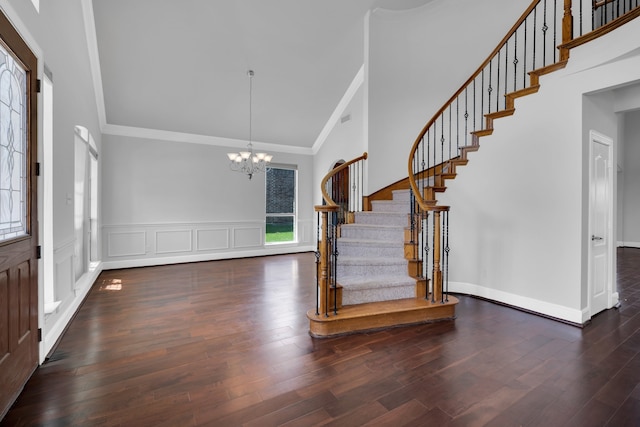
xmin=513 ymin=30 xmax=519 ymax=92
xmin=553 ymin=0 xmax=558 ymax=63
xmin=504 ymin=41 xmax=508 ymax=109
xmin=331 ymin=210 xmax=338 ymax=315
xmin=444 ymin=210 xmax=450 ymax=302
xmin=315 ymin=211 xmax=320 ymax=315
xmin=543 ymin=0 xmax=548 ymax=66
xmin=523 ymin=18 xmax=527 ymax=89
xmin=496 ymin=50 xmax=501 ymax=112
xmin=488 ymin=60 xmax=493 ymax=113
xmin=534 ymin=6 xmax=538 ymax=69
xmin=441 ymin=113 xmax=445 ymax=167
xmin=431 ymin=214 xmax=436 ymax=303
xmin=482 ymin=69 xmax=486 ymax=115
xmin=410 ymin=175 xmax=416 ymax=245
xmin=580 ymin=0 xmax=583 ymax=36
xmin=420 ymin=134 xmax=424 ymax=192
xmin=324 ymin=212 xmax=330 ymax=317
xmin=448 ymin=105 xmax=452 ymax=161
xmin=464 ymin=88 xmax=468 ymax=148
xmin=424 ymin=210 xmax=430 ymax=300
xmin=433 ymin=124 xmax=437 ymax=187
xmin=456 ymin=97 xmax=460 ymax=151
xmin=473 ymin=79 xmax=477 ymax=131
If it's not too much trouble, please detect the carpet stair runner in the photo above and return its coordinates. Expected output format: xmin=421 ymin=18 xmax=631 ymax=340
xmin=337 ymin=189 xmax=416 ymax=305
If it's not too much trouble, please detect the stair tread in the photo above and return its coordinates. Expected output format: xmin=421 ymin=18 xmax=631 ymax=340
xmin=371 ymin=200 xmax=407 ymax=204
xmin=485 ymin=108 xmax=515 ymax=119
xmin=339 ymin=256 xmax=407 ymax=265
xmin=338 ymin=238 xmax=404 ymax=246
xmin=339 ymin=275 xmax=417 ymax=289
xmin=342 ymin=223 xmax=405 ymax=229
xmin=357 ymin=211 xmax=407 ymax=216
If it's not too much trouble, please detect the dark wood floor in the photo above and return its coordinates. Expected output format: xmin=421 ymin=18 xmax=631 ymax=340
xmin=2 ymin=248 xmax=639 ymax=426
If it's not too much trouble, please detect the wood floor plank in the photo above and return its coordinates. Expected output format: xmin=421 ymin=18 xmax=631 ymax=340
xmin=1 ymin=250 xmax=639 ymax=426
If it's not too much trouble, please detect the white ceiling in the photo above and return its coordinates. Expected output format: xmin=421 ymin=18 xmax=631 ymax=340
xmin=91 ymin=0 xmax=436 ymax=150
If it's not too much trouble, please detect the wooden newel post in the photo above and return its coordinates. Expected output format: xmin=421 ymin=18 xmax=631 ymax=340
xmin=315 ymin=205 xmax=338 ymax=316
xmin=561 ymin=0 xmax=573 ymax=60
xmin=432 ymin=211 xmax=442 ymax=303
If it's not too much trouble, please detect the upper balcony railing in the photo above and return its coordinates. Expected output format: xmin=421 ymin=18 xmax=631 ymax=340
xmin=407 ymin=0 xmax=640 ymax=212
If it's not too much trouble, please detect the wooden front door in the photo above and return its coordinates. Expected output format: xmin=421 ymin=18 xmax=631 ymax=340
xmin=0 ymin=10 xmax=39 ymax=418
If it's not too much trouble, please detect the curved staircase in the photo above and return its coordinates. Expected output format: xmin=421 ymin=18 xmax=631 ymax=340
xmin=308 ymin=0 xmax=640 ymax=338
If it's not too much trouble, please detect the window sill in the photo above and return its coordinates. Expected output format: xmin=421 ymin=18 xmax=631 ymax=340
xmin=44 ymin=300 xmax=61 ymax=315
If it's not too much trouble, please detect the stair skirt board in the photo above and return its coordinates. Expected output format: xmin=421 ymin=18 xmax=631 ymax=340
xmin=307 ymin=296 xmax=458 ymax=338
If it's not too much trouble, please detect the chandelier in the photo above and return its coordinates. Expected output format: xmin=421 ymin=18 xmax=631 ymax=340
xmin=227 ymin=70 xmax=273 ymax=180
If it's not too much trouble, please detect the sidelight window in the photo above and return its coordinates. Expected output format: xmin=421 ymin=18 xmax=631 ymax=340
xmin=0 ymin=43 xmax=28 ymax=242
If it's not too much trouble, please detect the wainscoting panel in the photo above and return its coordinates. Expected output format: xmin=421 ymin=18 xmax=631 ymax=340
xmin=54 ymin=241 xmax=75 ymax=299
xmin=107 ymin=231 xmax=146 ymax=257
xmin=298 ymin=219 xmax=313 ymax=244
xmin=102 ymin=221 xmax=315 ymax=270
xmin=196 ymin=228 xmax=229 ymax=251
xmin=233 ymin=227 xmax=263 ymax=248
xmin=155 ymin=230 xmax=193 ymax=254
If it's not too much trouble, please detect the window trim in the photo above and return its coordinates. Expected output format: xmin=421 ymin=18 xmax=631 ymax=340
xmin=265 ymin=164 xmax=297 ymax=245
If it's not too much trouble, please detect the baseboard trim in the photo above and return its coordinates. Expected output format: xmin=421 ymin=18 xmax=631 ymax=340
xmin=619 ymin=241 xmax=640 ymax=248
xmin=102 ymin=246 xmax=315 ymax=270
xmin=42 ymin=263 xmax=104 ymax=362
xmin=449 ymin=281 xmax=585 ymax=326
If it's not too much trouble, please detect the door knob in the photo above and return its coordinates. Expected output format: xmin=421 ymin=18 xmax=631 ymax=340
xmin=591 ymin=235 xmax=603 ymax=241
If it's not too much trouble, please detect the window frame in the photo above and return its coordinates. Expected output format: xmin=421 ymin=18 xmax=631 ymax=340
xmin=265 ymin=164 xmax=297 ymax=245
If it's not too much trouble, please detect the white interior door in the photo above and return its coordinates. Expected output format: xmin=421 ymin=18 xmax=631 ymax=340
xmin=589 ymin=130 xmax=613 ymax=317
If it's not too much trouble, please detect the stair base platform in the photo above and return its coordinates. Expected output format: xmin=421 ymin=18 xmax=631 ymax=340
xmin=307 ymin=296 xmax=458 ymax=338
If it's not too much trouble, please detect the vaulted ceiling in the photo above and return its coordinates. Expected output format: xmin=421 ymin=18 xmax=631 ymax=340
xmin=91 ymin=0 xmax=435 ymax=150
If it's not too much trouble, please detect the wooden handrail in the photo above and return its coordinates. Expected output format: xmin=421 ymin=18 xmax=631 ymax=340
xmin=594 ymin=0 xmax=617 ymax=9
xmin=320 ymin=152 xmax=367 ymax=207
xmin=561 ymin=3 xmax=640 ymax=49
xmin=407 ymin=0 xmax=549 ymax=211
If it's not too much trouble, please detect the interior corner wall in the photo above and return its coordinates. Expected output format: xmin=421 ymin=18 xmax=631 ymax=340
xmin=617 ymin=113 xmax=625 ymax=245
xmin=313 ymin=87 xmax=366 ymax=207
xmin=621 ymin=109 xmax=640 ymax=246
xmin=436 ymin=18 xmax=640 ymax=324
xmin=101 ymin=134 xmax=314 ymax=268
xmin=365 ymin=0 xmax=530 ymax=194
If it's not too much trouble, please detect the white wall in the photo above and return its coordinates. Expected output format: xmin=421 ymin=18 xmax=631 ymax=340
xmin=1 ymin=0 xmax=103 ymax=360
xmin=621 ymin=109 xmax=640 ymax=246
xmin=313 ymin=86 xmax=366 ymax=207
xmin=101 ymin=134 xmax=315 ymax=268
xmin=366 ymin=0 xmax=530 ymax=193
xmin=438 ymin=18 xmax=640 ymax=324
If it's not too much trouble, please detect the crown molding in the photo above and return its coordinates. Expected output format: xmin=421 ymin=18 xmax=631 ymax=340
xmin=102 ymin=123 xmax=314 ymax=155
